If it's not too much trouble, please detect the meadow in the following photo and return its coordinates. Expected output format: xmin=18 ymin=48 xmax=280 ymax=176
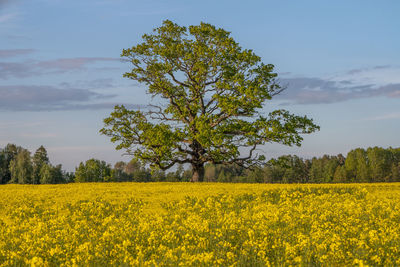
xmin=1 ymin=183 xmax=400 ymax=266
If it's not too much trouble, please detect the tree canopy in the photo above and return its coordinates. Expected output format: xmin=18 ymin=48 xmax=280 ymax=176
xmin=101 ymin=20 xmax=319 ymax=181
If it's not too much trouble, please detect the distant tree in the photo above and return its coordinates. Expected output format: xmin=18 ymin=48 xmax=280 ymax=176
xmin=101 ymin=20 xmax=319 ymax=182
xmin=111 ymin=161 xmax=131 ymax=182
xmin=39 ymin=164 xmax=52 ymax=184
xmin=367 ymin=147 xmax=392 ymax=182
xmin=0 ymin=152 xmax=5 ymax=184
xmin=263 ymin=158 xmax=287 ymax=183
xmin=0 ymin=144 xmax=23 ymax=184
xmin=122 ymin=159 xmax=152 ymax=182
xmin=75 ymin=159 xmax=111 ymax=182
xmin=32 ymin=145 xmax=50 ymax=184
xmin=309 ymin=157 xmax=324 ymax=183
xmin=242 ymin=167 xmax=264 ymax=183
xmin=40 ymin=164 xmax=64 ymax=184
xmin=263 ymin=155 xmax=305 ymax=183
xmin=337 ymin=153 xmax=346 ymax=166
xmin=124 ymin=159 xmax=141 ymax=176
xmin=9 ymin=149 xmax=33 ymax=184
xmin=52 ymin=164 xmax=65 ymax=183
xmin=345 ymin=148 xmax=370 ymax=182
xmin=309 ymin=155 xmax=339 ymax=183
xmin=133 ymin=168 xmax=152 ymax=182
xmin=39 ymin=164 xmax=54 ymax=184
xmin=151 ymin=169 xmax=166 ymax=182
xmin=390 ymin=162 xmax=400 ymax=182
xmin=333 ymin=165 xmax=348 ymax=183
xmin=278 ymin=155 xmax=307 ymax=183
xmin=63 ymin=172 xmax=75 ymax=183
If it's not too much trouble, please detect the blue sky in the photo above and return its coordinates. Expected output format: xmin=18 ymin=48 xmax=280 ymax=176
xmin=1 ymin=0 xmax=399 ymax=171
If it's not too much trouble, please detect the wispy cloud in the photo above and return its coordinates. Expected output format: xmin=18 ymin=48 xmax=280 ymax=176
xmin=0 ymin=49 xmax=35 ymax=58
xmin=0 ymin=85 xmax=144 ymax=111
xmin=277 ymin=66 xmax=400 ymax=104
xmin=0 ymin=57 xmax=122 ymax=79
xmin=59 ymin=78 xmax=115 ymax=90
xmin=364 ymin=112 xmax=400 ymax=121
xmin=0 ymin=85 xmax=116 ymax=111
xmin=35 ymin=57 xmax=119 ymax=71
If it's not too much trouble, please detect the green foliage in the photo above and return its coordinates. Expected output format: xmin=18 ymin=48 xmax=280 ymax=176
xmin=367 ymin=147 xmax=392 ymax=182
xmin=75 ymin=159 xmax=112 ymax=183
xmin=390 ymin=162 xmax=400 ymax=182
xmin=39 ymin=164 xmax=64 ymax=184
xmin=333 ymin=166 xmax=348 ymax=183
xmin=110 ymin=161 xmax=130 ymax=182
xmin=9 ymin=149 xmax=33 ymax=184
xmin=309 ymin=155 xmax=340 ymax=183
xmin=0 ymin=144 xmax=24 ymax=184
xmin=0 ymin=144 xmax=68 ymax=184
xmin=101 ymin=20 xmax=319 ymax=181
xmin=345 ymin=148 xmax=370 ymax=182
xmin=33 ymin=145 xmax=50 ymax=184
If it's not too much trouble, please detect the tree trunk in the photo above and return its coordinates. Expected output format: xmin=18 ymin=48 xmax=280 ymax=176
xmin=191 ymin=163 xmax=204 ymax=182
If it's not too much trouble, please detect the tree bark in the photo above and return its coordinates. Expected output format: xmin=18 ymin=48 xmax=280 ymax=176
xmin=191 ymin=163 xmax=204 ymax=182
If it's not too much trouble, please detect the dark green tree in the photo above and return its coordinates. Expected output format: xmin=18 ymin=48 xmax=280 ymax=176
xmin=309 ymin=155 xmax=339 ymax=183
xmin=367 ymin=147 xmax=392 ymax=182
xmin=75 ymin=159 xmax=111 ymax=182
xmin=39 ymin=164 xmax=52 ymax=184
xmin=32 ymin=145 xmax=50 ymax=184
xmin=0 ymin=152 xmax=4 ymax=184
xmin=124 ymin=159 xmax=141 ymax=177
xmin=101 ymin=20 xmax=319 ymax=182
xmin=39 ymin=164 xmax=64 ymax=184
xmin=151 ymin=169 xmax=166 ymax=182
xmin=0 ymin=144 xmax=23 ymax=184
xmin=111 ymin=161 xmax=131 ymax=182
xmin=52 ymin=164 xmax=65 ymax=184
xmin=390 ymin=162 xmax=400 ymax=182
xmin=345 ymin=148 xmax=370 ymax=182
xmin=275 ymin=155 xmax=307 ymax=183
xmin=9 ymin=149 xmax=33 ymax=184
xmin=333 ymin=165 xmax=347 ymax=183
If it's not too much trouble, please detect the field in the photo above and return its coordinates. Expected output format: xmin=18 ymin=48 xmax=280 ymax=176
xmin=1 ymin=183 xmax=400 ymax=266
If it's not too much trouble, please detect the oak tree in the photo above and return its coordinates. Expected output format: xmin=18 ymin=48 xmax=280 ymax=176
xmin=101 ymin=20 xmax=319 ymax=181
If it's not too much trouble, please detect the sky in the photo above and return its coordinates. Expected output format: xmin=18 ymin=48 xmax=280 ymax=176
xmin=1 ymin=0 xmax=399 ymax=171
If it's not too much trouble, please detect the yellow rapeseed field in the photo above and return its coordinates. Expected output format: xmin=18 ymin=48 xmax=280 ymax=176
xmin=1 ymin=183 xmax=400 ymax=266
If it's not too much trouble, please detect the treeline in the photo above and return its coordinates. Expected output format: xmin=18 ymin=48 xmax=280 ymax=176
xmin=74 ymin=159 xmax=192 ymax=183
xmin=1 ymin=144 xmax=400 ymax=184
xmin=202 ymin=146 xmax=400 ymax=183
xmin=71 ymin=146 xmax=400 ymax=183
xmin=0 ymin=144 xmax=72 ymax=184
